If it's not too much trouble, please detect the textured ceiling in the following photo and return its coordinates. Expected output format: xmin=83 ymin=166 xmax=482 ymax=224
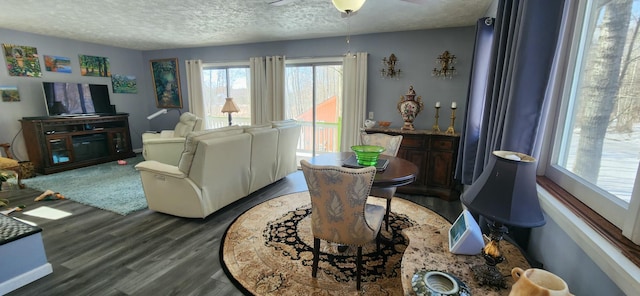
xmin=0 ymin=0 xmax=492 ymax=51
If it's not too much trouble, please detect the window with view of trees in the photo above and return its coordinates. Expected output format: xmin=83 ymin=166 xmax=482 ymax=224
xmin=548 ymin=0 xmax=640 ymax=241
xmin=201 ymin=65 xmax=251 ymax=128
xmin=285 ymin=59 xmax=342 ymax=164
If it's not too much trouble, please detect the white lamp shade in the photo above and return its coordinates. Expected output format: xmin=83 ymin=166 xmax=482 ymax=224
xmin=221 ymin=98 xmax=240 ymax=113
xmin=332 ymin=0 xmax=366 ymax=12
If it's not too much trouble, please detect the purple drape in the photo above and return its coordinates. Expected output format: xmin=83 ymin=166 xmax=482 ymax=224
xmin=456 ymin=17 xmax=495 ymax=185
xmin=456 ymin=0 xmax=565 ymax=185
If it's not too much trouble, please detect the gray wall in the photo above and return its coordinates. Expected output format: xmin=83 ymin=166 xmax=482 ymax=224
xmin=142 ymin=27 xmax=475 ymax=132
xmin=529 ymin=215 xmax=624 ymax=295
xmin=0 ymin=27 xmax=474 ymax=156
xmin=0 ymin=28 xmax=151 ymax=159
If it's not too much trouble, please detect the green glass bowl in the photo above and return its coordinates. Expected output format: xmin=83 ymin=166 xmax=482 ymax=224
xmin=351 ymin=145 xmax=386 ymax=166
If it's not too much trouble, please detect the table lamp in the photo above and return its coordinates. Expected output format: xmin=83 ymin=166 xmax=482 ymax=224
xmin=461 ymin=150 xmax=545 ymax=288
xmin=221 ymin=97 xmax=240 ymax=126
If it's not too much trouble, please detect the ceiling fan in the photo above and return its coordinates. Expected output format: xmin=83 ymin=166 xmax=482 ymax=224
xmin=267 ymin=0 xmax=297 ymax=6
xmin=400 ymin=0 xmax=428 ymax=4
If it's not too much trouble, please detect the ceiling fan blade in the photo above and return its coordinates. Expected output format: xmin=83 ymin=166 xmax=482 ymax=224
xmin=267 ymin=0 xmax=297 ymax=6
xmin=400 ymin=0 xmax=427 ymax=4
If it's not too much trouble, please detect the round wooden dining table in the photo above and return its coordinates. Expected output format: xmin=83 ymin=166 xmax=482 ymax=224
xmin=308 ymin=152 xmax=418 ymax=188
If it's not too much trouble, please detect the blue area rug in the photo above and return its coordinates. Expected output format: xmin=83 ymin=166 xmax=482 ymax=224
xmin=23 ymin=155 xmax=147 ymax=215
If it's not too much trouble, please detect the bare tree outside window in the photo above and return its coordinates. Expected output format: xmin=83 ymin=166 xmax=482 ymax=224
xmin=559 ymin=0 xmax=639 ymax=203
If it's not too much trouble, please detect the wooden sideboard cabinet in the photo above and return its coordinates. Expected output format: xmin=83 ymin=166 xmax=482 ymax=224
xmin=365 ymin=128 xmax=461 ymax=201
xmin=20 ymin=114 xmax=136 ymax=174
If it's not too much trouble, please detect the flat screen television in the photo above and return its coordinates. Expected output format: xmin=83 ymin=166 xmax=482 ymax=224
xmin=42 ymin=82 xmax=113 ymax=116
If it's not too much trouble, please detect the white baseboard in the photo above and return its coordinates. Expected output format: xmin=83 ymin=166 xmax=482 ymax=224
xmin=0 ymin=263 xmax=53 ymax=295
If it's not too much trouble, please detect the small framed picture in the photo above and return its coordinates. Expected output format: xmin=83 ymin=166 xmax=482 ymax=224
xmin=112 ymin=74 xmax=138 ymax=94
xmin=0 ymin=85 xmax=20 ymax=102
xmin=150 ymin=58 xmax=182 ymax=109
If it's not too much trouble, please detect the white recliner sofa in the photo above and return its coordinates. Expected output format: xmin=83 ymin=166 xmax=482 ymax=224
xmin=135 ymin=120 xmax=300 ymax=218
xmin=141 ymin=112 xmax=203 ymax=166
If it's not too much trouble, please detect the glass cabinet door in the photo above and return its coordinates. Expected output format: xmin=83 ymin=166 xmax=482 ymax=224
xmin=47 ymin=137 xmax=72 ymax=164
xmin=109 ymin=129 xmax=128 ymax=154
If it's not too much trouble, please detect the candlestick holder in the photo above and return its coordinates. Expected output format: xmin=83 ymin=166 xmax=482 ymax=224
xmin=433 ymin=106 xmax=441 ymax=132
xmin=445 ymin=107 xmax=457 ymax=135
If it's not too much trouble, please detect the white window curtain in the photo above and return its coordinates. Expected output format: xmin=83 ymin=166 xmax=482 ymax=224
xmin=340 ymin=52 xmax=368 ymax=152
xmin=250 ymin=57 xmax=266 ymax=124
xmin=185 ymin=59 xmax=205 ymax=119
xmin=250 ymin=56 xmax=285 ymax=124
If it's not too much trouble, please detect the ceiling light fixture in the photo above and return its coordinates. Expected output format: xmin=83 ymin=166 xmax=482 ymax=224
xmin=332 ymin=0 xmax=366 ymax=13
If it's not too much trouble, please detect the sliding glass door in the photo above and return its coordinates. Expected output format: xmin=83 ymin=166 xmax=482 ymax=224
xmin=285 ymin=59 xmax=342 ymax=164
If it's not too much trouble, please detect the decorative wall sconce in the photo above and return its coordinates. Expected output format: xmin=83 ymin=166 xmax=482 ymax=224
xmin=432 ymin=50 xmax=457 ymax=79
xmin=381 ymin=53 xmax=401 ymax=79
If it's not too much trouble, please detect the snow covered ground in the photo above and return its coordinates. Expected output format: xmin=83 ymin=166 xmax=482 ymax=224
xmin=564 ymin=123 xmax=639 ymax=203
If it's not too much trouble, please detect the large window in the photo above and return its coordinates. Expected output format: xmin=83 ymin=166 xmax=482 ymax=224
xmin=285 ymin=58 xmax=343 ymax=163
xmin=201 ymin=63 xmax=251 ymax=128
xmin=547 ymin=0 xmax=640 ymax=242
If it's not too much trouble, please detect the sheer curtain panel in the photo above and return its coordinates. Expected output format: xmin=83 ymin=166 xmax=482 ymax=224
xmin=250 ymin=57 xmax=267 ymax=124
xmin=340 ymin=52 xmax=368 ymax=152
xmin=185 ymin=60 xmax=205 ymax=119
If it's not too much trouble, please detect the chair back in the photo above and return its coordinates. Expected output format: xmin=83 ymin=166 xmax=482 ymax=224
xmin=300 ymin=159 xmax=377 ymax=246
xmin=361 ymin=133 xmax=403 ymax=157
xmin=174 ymin=112 xmax=202 ymax=137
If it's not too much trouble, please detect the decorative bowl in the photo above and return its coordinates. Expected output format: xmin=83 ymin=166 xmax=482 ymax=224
xmin=423 ymin=271 xmax=459 ymax=295
xmin=378 ymin=121 xmax=391 ymax=128
xmin=364 ymin=119 xmax=377 ymax=129
xmin=351 ymin=145 xmax=385 ymax=166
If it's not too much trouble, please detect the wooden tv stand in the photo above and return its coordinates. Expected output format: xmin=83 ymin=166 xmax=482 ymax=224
xmin=20 ymin=114 xmax=136 ymax=174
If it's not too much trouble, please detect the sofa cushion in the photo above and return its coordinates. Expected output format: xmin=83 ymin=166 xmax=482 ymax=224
xmin=271 ymin=119 xmax=297 ymax=128
xmin=174 ymin=112 xmax=199 ymax=137
xmin=0 ymin=157 xmax=18 ymax=169
xmin=243 ymin=124 xmax=272 ymax=132
xmin=177 ymin=126 xmax=244 ymax=173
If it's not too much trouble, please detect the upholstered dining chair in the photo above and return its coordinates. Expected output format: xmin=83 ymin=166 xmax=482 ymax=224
xmin=300 ymin=159 xmax=385 ymax=291
xmin=0 ymin=143 xmax=25 ymax=189
xmin=361 ymin=133 xmax=403 ymax=230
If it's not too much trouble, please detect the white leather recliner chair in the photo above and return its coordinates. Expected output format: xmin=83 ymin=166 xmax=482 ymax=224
xmin=142 ymin=112 xmax=202 ymax=166
xmin=135 ymin=121 xmax=301 ymax=218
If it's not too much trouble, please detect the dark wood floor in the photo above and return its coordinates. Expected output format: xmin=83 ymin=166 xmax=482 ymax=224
xmin=1 ymin=171 xmax=462 ymax=296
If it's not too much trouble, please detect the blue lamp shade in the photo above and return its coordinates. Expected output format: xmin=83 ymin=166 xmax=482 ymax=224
xmin=461 ymin=150 xmax=545 ymax=228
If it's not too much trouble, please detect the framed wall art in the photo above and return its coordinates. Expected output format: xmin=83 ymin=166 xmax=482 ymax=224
xmin=44 ymin=55 xmax=72 ymax=73
xmin=79 ymin=54 xmax=111 ymax=77
xmin=0 ymin=85 xmax=20 ymax=102
xmin=150 ymin=58 xmax=182 ymax=108
xmin=112 ymin=74 xmax=137 ymax=94
xmin=2 ymin=44 xmax=42 ymax=77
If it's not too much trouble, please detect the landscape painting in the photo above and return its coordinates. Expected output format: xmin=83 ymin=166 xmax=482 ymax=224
xmin=150 ymin=58 xmax=182 ymax=108
xmin=44 ymin=55 xmax=72 ymax=73
xmin=79 ymin=54 xmax=111 ymax=77
xmin=0 ymin=86 xmax=20 ymax=102
xmin=2 ymin=44 xmax=42 ymax=77
xmin=112 ymin=74 xmax=137 ymax=94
